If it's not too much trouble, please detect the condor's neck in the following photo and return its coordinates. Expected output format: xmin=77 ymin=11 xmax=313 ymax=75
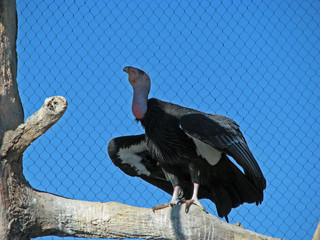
xmin=139 ymin=99 xmax=170 ymax=132
xmin=132 ymin=85 xmax=149 ymax=119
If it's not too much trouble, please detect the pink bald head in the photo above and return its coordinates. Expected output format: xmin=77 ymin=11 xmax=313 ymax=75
xmin=123 ymin=66 xmax=151 ymax=119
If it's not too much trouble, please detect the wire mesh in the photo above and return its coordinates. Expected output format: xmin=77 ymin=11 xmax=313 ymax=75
xmin=16 ymin=1 xmax=319 ymax=239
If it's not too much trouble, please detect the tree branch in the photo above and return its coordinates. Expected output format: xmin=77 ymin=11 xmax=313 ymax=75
xmin=31 ymin=189 xmax=281 ymax=240
xmin=0 ymin=96 xmax=67 ymax=239
xmin=1 ymin=96 xmax=67 ymax=161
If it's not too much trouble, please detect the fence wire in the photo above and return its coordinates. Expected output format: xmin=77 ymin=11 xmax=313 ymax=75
xmin=16 ymin=1 xmax=319 ymax=239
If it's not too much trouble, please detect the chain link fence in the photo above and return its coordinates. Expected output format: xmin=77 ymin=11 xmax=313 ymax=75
xmin=16 ymin=1 xmax=319 ymax=239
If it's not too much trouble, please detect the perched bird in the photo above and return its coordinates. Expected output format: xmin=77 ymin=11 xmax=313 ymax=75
xmin=108 ymin=66 xmax=266 ymax=221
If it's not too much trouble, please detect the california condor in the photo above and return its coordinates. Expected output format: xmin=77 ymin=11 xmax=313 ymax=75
xmin=108 ymin=66 xmax=266 ymax=221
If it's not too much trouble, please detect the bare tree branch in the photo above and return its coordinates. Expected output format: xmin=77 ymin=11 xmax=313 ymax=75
xmin=1 ymin=96 xmax=67 ymax=161
xmin=30 ymin=190 xmax=282 ymax=240
xmin=0 ymin=96 xmax=67 ymax=239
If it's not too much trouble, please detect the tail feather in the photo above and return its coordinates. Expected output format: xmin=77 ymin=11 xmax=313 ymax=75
xmin=200 ymin=155 xmax=263 ymax=219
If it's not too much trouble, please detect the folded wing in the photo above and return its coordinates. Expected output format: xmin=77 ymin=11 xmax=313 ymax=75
xmin=180 ymin=113 xmax=266 ymax=202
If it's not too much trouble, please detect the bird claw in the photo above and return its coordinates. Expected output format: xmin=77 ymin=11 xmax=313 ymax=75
xmin=152 ymin=203 xmax=171 ymax=212
xmin=185 ymin=199 xmax=207 ymax=213
xmin=153 ymin=199 xmax=208 ymax=214
xmin=152 ymin=201 xmax=179 ymax=212
xmin=177 ymin=199 xmax=185 ymax=205
xmin=185 ymin=199 xmax=194 ymax=213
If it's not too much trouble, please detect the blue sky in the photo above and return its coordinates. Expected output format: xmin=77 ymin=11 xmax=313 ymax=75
xmin=16 ymin=1 xmax=319 ymax=239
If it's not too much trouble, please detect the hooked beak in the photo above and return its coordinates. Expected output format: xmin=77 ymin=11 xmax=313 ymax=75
xmin=123 ymin=66 xmax=131 ymax=73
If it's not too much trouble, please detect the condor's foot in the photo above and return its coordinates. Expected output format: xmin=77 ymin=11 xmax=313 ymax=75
xmin=185 ymin=198 xmax=207 ymax=213
xmin=152 ymin=202 xmax=177 ymax=212
xmin=153 ymin=185 xmax=183 ymax=212
xmin=185 ymin=182 xmax=207 ymax=213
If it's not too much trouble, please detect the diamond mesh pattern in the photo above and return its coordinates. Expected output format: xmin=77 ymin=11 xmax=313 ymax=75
xmin=16 ymin=1 xmax=319 ymax=239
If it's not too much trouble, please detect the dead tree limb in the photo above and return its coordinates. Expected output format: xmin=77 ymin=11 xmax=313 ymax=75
xmin=0 ymin=0 xmax=283 ymax=239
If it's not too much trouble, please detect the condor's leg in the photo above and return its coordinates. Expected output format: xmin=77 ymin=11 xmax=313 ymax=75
xmin=185 ymin=164 xmax=207 ymax=213
xmin=152 ymin=171 xmax=183 ymax=211
xmin=185 ymin=182 xmax=207 ymax=213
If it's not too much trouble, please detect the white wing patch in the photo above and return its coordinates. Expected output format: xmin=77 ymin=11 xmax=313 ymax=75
xmin=118 ymin=141 xmax=151 ymax=176
xmin=187 ymin=134 xmax=221 ymax=166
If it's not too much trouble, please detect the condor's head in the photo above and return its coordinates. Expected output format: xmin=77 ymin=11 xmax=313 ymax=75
xmin=123 ymin=66 xmax=151 ymax=120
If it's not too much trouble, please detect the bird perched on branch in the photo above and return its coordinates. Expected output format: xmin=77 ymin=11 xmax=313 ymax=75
xmin=108 ymin=66 xmax=266 ymax=222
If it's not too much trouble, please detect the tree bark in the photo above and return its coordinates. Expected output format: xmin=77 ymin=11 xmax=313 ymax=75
xmin=0 ymin=0 xmax=283 ymax=239
xmin=0 ymin=0 xmax=24 ymax=136
xmin=1 ymin=0 xmax=24 ymax=239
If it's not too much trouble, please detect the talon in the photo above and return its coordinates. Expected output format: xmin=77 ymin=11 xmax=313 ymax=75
xmin=185 ymin=199 xmax=194 ymax=213
xmin=184 ymin=198 xmax=207 ymax=213
xmin=152 ymin=203 xmax=172 ymax=212
xmin=152 ymin=185 xmax=182 ymax=212
xmin=184 ymin=182 xmax=208 ymax=213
